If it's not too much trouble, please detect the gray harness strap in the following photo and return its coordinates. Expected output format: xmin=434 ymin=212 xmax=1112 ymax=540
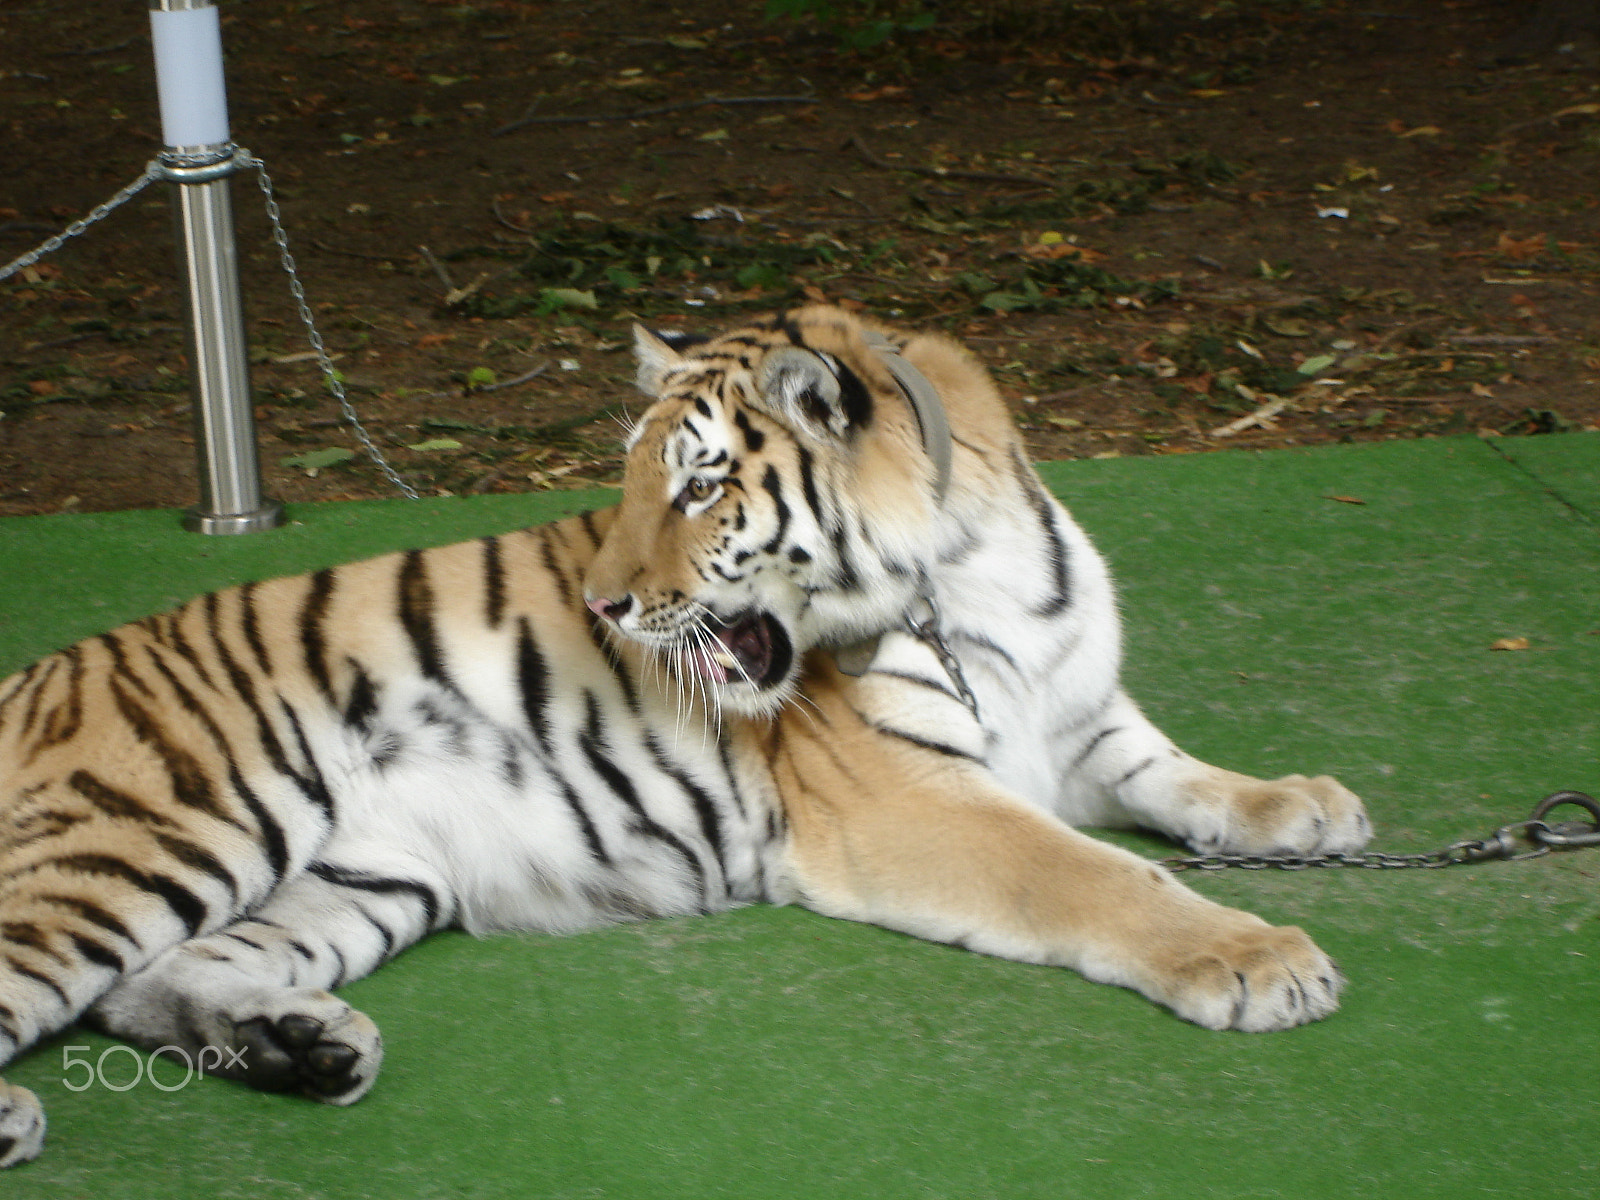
xmin=863 ymin=331 xmax=953 ymax=503
xmin=830 ymin=333 xmax=976 ymax=718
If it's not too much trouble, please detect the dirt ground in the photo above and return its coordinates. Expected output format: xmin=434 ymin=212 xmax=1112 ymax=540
xmin=2 ymin=0 xmax=1596 ymax=518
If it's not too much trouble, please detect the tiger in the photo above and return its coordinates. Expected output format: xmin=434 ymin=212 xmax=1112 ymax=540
xmin=0 ymin=304 xmax=1371 ymax=1167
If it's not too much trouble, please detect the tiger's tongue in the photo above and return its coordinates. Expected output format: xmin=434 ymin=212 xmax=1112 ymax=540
xmin=693 ymin=619 xmax=769 ymax=684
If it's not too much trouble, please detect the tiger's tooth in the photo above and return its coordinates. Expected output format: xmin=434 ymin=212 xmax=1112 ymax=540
xmin=710 ymin=649 xmax=739 ymax=671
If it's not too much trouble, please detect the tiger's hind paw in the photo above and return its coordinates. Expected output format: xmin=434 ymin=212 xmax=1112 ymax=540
xmin=207 ymin=990 xmax=382 ymax=1105
xmin=0 ymin=1081 xmax=45 ymax=1169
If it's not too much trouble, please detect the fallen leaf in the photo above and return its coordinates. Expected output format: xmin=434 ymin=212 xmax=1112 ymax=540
xmin=1325 ymin=494 xmax=1366 ymax=505
xmin=415 ymin=333 xmax=453 ymax=348
xmin=406 ymin=438 xmax=463 ymax=452
xmin=1496 ymin=232 xmax=1546 ymax=260
xmin=1489 ymin=637 xmax=1531 ymax=652
xmin=281 ymin=447 xmax=355 ymax=471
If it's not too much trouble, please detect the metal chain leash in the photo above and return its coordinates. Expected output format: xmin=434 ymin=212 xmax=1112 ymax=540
xmin=906 ymin=594 xmax=981 ymax=720
xmin=234 ymin=149 xmax=419 ymax=500
xmin=0 ymin=162 xmax=164 ymax=283
xmin=3 ymin=148 xmax=419 ymax=500
xmin=1162 ymin=790 xmax=1600 ymax=872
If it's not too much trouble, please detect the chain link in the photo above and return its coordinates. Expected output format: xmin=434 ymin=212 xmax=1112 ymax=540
xmin=4 ymin=148 xmax=419 ymax=501
xmin=235 ymin=150 xmax=419 ymax=500
xmin=1162 ymin=791 xmax=1600 ymax=872
xmin=1 ymin=162 xmax=163 ymax=283
xmin=906 ymin=594 xmax=981 ymax=720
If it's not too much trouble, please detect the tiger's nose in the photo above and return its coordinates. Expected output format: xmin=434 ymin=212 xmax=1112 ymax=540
xmin=585 ymin=594 xmax=633 ymax=622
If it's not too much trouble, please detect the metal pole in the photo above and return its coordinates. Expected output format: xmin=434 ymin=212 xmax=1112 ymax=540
xmin=149 ymin=0 xmax=282 ymax=534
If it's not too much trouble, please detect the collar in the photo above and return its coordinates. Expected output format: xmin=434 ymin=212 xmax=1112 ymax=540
xmin=863 ymin=331 xmax=953 ymax=503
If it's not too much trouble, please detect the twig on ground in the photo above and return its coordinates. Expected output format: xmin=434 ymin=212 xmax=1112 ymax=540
xmin=493 ymin=93 xmax=817 ymax=137
xmin=311 ymin=239 xmax=401 ymax=263
xmin=1447 ymin=333 xmax=1558 ymax=346
xmin=490 ymin=198 xmax=534 ymax=235
xmin=1210 ymin=395 xmax=1291 ymax=437
xmin=848 ymin=135 xmax=1053 ymax=189
xmin=418 ymin=245 xmax=456 ymax=292
xmin=476 ymin=363 xmax=551 ymax=393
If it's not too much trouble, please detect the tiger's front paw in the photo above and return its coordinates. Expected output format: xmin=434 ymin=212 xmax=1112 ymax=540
xmin=0 ymin=1081 xmax=45 ymax=1168
xmin=1155 ymin=919 xmax=1344 ymax=1032
xmin=1181 ymin=769 xmax=1371 ymax=857
xmin=206 ymin=989 xmax=383 ymax=1105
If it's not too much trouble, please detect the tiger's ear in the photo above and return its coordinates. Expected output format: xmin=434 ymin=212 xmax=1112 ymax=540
xmin=632 ymin=324 xmax=703 ymax=396
xmin=757 ymin=347 xmax=872 ymax=441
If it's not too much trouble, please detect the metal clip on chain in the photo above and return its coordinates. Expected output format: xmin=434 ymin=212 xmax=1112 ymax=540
xmin=906 ymin=595 xmax=981 ymax=721
xmin=1163 ymin=791 xmax=1600 ymax=872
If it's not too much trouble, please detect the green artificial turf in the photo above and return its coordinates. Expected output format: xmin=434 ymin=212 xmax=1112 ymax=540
xmin=0 ymin=435 xmax=1595 ymax=1199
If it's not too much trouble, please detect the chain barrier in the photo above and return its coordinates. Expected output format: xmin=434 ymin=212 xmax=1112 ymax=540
xmin=1163 ymin=790 xmax=1600 ymax=872
xmin=2 ymin=147 xmax=419 ymax=500
xmin=1 ymin=163 xmax=163 ymax=284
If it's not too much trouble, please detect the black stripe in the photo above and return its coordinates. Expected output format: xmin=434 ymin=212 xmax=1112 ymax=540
xmin=343 ymin=661 xmax=379 ymax=732
xmin=482 ymin=536 xmax=507 ymax=628
xmin=1071 ymin=725 xmax=1124 ymax=770
xmin=874 ymin=724 xmax=984 ymax=763
xmin=227 ymin=761 xmax=292 ymax=883
xmin=168 ymin=600 xmax=218 ymax=692
xmin=107 ymin=675 xmax=237 ymax=827
xmin=7 ymin=958 xmax=70 ymax=1008
xmin=308 ymin=862 xmax=445 ymax=932
xmin=67 ymin=932 xmax=125 ymax=973
xmin=276 ymin=700 xmax=336 ymax=820
xmin=33 ymin=648 xmax=84 ymax=752
xmin=577 ymin=509 xmax=604 ymax=549
xmin=759 ymin=464 xmax=791 ymax=555
xmin=206 ymin=624 xmax=332 ymax=831
xmin=831 ymin=358 xmax=874 ymax=431
xmin=329 ymin=944 xmax=349 ymax=987
xmin=829 ymin=526 xmax=862 ymax=591
xmin=98 ymin=630 xmax=154 ymax=699
xmin=153 ymin=832 xmax=241 ymax=905
xmin=1114 ymin=757 xmax=1158 ymax=789
xmin=1014 ymin=450 xmax=1071 ymax=618
xmin=553 ymin=772 xmax=612 ymax=865
xmin=865 ymin=668 xmax=961 ymax=702
xmin=300 ymin=569 xmax=337 ymax=704
xmin=239 ymin=581 xmax=273 ymax=674
xmin=795 ymin=444 xmax=823 ymax=524
xmin=644 ymin=732 xmax=728 ymax=886
xmin=515 ymin=619 xmax=554 ymax=753
xmin=18 ymin=656 xmax=59 ymax=740
xmin=398 ymin=550 xmax=453 ymax=687
xmin=36 ymin=894 xmax=139 ymax=947
xmin=577 ymin=692 xmax=705 ymax=896
xmin=44 ymin=853 xmax=207 ymax=937
xmin=953 ymin=628 xmax=1019 ymax=672
xmin=67 ymin=769 xmax=177 ymax=827
xmin=538 ymin=530 xmax=574 ymax=609
xmin=733 ymin=407 xmax=766 ymax=452
xmin=0 ymin=660 xmax=40 ymax=725
xmin=1 ymin=922 xmax=69 ymax=965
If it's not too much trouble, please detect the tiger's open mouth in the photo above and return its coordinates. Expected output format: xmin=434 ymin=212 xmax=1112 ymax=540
xmin=689 ymin=610 xmax=791 ymax=689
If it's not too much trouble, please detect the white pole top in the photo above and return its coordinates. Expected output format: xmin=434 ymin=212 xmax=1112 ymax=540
xmin=148 ymin=0 xmax=230 ymax=149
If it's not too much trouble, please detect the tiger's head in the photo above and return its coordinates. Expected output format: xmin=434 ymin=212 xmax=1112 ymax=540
xmin=584 ymin=305 xmax=989 ymax=717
